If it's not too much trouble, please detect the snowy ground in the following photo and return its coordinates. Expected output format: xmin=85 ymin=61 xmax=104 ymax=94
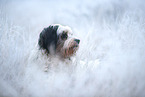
xmin=0 ymin=0 xmax=145 ymax=97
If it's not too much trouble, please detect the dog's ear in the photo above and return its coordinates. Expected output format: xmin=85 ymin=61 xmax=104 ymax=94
xmin=38 ymin=25 xmax=59 ymax=53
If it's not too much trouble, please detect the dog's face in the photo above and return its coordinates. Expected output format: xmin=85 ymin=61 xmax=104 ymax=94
xmin=38 ymin=24 xmax=80 ymax=58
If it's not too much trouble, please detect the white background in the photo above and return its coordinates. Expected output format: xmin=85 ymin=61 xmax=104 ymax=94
xmin=0 ymin=0 xmax=145 ymax=97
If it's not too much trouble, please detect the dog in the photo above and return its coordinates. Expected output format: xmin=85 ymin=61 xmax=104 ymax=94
xmin=27 ymin=24 xmax=80 ymax=72
xmin=38 ymin=24 xmax=80 ymax=59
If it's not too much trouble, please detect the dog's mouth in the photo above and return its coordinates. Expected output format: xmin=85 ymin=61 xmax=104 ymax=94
xmin=68 ymin=39 xmax=80 ymax=53
xmin=73 ymin=44 xmax=78 ymax=48
xmin=69 ymin=44 xmax=79 ymax=50
xmin=70 ymin=39 xmax=80 ymax=50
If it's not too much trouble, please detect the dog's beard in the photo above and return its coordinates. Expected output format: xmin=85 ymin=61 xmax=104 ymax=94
xmin=58 ymin=38 xmax=79 ymax=58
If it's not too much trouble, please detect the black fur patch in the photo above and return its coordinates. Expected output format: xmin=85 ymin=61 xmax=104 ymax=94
xmin=38 ymin=25 xmax=59 ymax=53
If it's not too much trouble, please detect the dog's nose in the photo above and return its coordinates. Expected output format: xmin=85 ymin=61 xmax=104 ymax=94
xmin=74 ymin=39 xmax=80 ymax=44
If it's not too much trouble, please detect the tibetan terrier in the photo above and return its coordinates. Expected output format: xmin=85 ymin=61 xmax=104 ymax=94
xmin=38 ymin=24 xmax=80 ymax=59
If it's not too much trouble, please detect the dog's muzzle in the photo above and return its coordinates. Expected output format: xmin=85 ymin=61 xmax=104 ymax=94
xmin=61 ymin=38 xmax=80 ymax=58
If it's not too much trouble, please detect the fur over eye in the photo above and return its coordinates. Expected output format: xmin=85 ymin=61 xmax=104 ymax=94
xmin=61 ymin=32 xmax=68 ymax=40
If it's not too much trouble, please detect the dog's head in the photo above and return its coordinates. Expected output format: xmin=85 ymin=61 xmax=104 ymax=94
xmin=38 ymin=24 xmax=80 ymax=58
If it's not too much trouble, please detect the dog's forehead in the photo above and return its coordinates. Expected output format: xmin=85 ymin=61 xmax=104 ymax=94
xmin=57 ymin=25 xmax=73 ymax=35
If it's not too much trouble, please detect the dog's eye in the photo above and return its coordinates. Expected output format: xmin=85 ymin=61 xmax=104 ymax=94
xmin=61 ymin=32 xmax=68 ymax=40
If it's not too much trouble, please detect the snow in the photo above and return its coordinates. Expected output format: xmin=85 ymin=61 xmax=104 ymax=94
xmin=0 ymin=0 xmax=145 ymax=97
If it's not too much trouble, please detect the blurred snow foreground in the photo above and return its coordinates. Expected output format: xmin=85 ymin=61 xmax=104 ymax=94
xmin=0 ymin=0 xmax=145 ymax=97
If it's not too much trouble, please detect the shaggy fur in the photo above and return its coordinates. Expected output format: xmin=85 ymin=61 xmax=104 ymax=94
xmin=38 ymin=24 xmax=80 ymax=58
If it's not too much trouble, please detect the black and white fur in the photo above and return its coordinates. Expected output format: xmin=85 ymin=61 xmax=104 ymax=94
xmin=38 ymin=25 xmax=58 ymax=54
xmin=38 ymin=24 xmax=72 ymax=55
xmin=28 ymin=24 xmax=79 ymax=72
